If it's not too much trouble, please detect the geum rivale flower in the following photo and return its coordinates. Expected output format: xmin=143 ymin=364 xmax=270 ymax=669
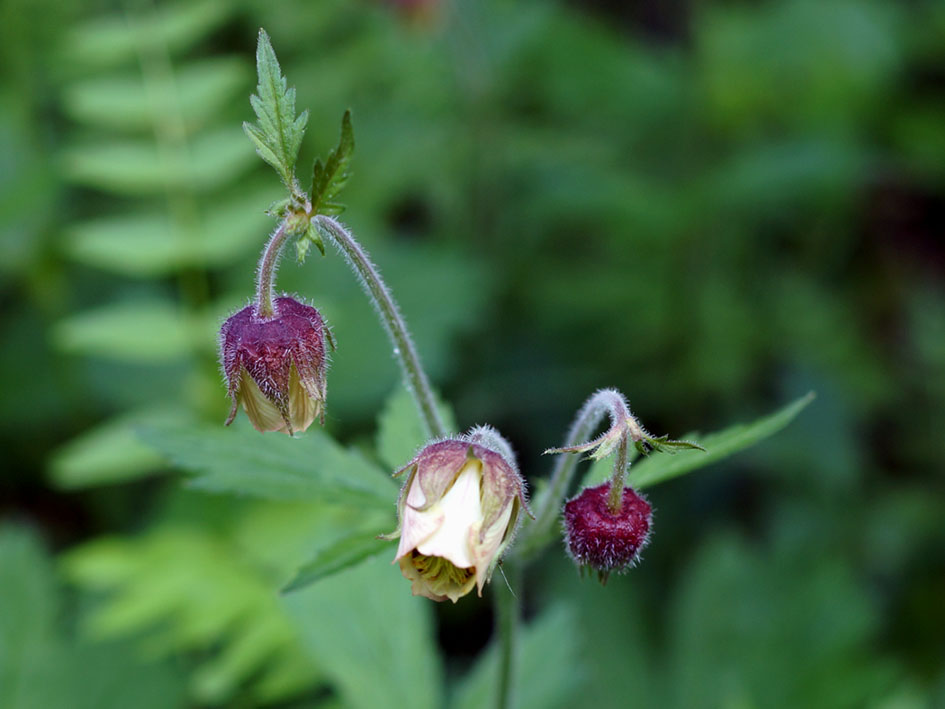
xmin=390 ymin=428 xmax=529 ymax=602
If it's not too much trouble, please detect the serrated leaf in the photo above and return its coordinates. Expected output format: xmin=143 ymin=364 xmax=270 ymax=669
xmin=453 ymin=606 xmax=584 ymax=709
xmin=282 ymin=528 xmax=391 ymax=593
xmin=628 ymin=392 xmax=816 ymax=490
xmin=243 ymin=29 xmax=307 ymax=188
xmin=310 ymin=110 xmax=355 ymax=216
xmin=139 ymin=422 xmax=397 ymax=506
xmin=376 ymin=386 xmax=457 ymax=470
xmin=283 ymin=554 xmax=443 ymax=709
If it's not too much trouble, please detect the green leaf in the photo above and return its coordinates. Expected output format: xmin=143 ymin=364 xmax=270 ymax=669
xmin=453 ymin=605 xmax=584 ymax=709
xmin=376 ymin=385 xmax=457 ymax=470
xmin=49 ymin=406 xmax=188 ymax=489
xmin=62 ymin=186 xmax=278 ymax=277
xmin=282 ymin=527 xmax=391 ymax=593
xmin=63 ymin=127 xmax=256 ymax=195
xmin=139 ymin=422 xmax=397 ymax=506
xmin=0 ymin=525 xmax=188 ymax=709
xmin=283 ymin=554 xmax=443 ymax=709
xmin=310 ymin=110 xmax=355 ymax=216
xmin=243 ymin=29 xmax=307 ymax=189
xmin=63 ymin=0 xmax=229 ymax=69
xmin=63 ymin=526 xmax=317 ymax=705
xmin=62 ymin=58 xmax=249 ymax=133
xmin=627 ymin=392 xmax=816 ymax=490
xmin=51 ymin=300 xmax=196 ymax=363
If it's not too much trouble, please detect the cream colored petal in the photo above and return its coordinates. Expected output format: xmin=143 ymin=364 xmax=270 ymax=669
xmin=473 ymin=501 xmax=515 ymax=593
xmin=287 ymin=364 xmax=319 ymax=433
xmin=416 ymin=460 xmax=483 ymax=569
xmin=394 ymin=480 xmax=445 ymax=561
xmin=240 ymin=370 xmax=288 ymax=433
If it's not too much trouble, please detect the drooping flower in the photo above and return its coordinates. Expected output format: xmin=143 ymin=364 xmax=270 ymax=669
xmin=563 ymin=482 xmax=651 ymax=583
xmin=391 ymin=429 xmax=529 ymax=602
xmin=219 ymin=296 xmax=329 ymax=434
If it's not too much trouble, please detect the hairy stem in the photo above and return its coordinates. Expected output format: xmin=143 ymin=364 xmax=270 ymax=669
xmin=606 ymin=431 xmax=630 ymax=513
xmin=255 ymin=220 xmax=292 ymax=319
xmin=313 ymin=215 xmax=448 ymax=439
xmin=494 ymin=563 xmax=521 ymax=709
xmin=518 ymin=389 xmax=632 ymax=557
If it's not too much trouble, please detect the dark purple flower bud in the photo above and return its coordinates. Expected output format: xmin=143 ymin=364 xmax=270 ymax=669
xmin=563 ymin=482 xmax=652 ymax=583
xmin=219 ymin=296 xmax=328 ymax=435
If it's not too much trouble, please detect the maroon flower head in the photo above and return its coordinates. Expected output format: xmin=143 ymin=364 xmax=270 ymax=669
xmin=563 ymin=482 xmax=652 ymax=583
xmin=219 ymin=296 xmax=328 ymax=435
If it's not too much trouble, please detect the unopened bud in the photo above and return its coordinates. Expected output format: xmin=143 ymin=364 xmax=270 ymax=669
xmin=219 ymin=296 xmax=328 ymax=435
xmin=563 ymin=482 xmax=652 ymax=584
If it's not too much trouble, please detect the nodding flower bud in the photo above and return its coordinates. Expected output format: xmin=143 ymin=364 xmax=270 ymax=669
xmin=390 ymin=427 xmax=530 ymax=603
xmin=219 ymin=296 xmax=329 ymax=435
xmin=563 ymin=482 xmax=652 ymax=584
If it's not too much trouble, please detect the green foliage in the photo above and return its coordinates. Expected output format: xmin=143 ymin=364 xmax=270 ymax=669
xmin=310 ymin=110 xmax=354 ymax=217
xmin=243 ymin=29 xmax=308 ymax=192
xmin=282 ymin=528 xmax=390 ymax=593
xmin=0 ymin=525 xmax=187 ymax=709
xmin=140 ymin=421 xmax=397 ymax=505
xmin=376 ymin=385 xmax=458 ymax=470
xmin=283 ymin=554 xmax=444 ymax=709
xmin=453 ymin=606 xmax=584 ymax=709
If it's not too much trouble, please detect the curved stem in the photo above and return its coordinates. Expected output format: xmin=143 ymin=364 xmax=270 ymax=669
xmin=314 ymin=215 xmax=448 ymax=439
xmin=494 ymin=562 xmax=521 ymax=709
xmin=518 ymin=389 xmax=631 ymax=557
xmin=255 ymin=220 xmax=291 ymax=319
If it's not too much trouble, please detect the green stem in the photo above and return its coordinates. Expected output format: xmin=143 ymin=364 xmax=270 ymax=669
xmin=313 ymin=215 xmax=448 ymax=439
xmin=606 ymin=431 xmax=630 ymax=513
xmin=255 ymin=220 xmax=292 ymax=319
xmin=494 ymin=563 xmax=521 ymax=709
xmin=518 ymin=389 xmax=632 ymax=558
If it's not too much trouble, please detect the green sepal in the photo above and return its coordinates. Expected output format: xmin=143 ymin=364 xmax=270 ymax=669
xmin=310 ymin=110 xmax=355 ymax=216
xmin=637 ymin=435 xmax=706 ymax=455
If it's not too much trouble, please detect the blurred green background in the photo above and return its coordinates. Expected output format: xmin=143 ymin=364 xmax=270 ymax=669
xmin=2 ymin=0 xmax=944 ymax=706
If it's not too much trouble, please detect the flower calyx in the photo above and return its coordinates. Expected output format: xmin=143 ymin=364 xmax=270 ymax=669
xmin=219 ymin=295 xmax=330 ymax=435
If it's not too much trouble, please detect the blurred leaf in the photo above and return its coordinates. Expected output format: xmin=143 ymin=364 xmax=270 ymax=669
xmin=310 ymin=109 xmax=354 ymax=216
xmin=453 ymin=605 xmax=584 ymax=709
xmin=243 ymin=29 xmax=308 ymax=189
xmin=139 ymin=422 xmax=397 ymax=505
xmin=668 ymin=533 xmax=898 ymax=708
xmin=627 ymin=392 xmax=815 ymax=489
xmin=283 ymin=554 xmax=443 ymax=709
xmin=63 ymin=0 xmax=229 ymax=69
xmin=62 ymin=57 xmax=249 ymax=133
xmin=64 ymin=526 xmax=317 ymax=705
xmin=63 ymin=127 xmax=255 ymax=195
xmin=49 ymin=406 xmax=188 ymax=489
xmin=62 ymin=186 xmax=276 ymax=277
xmin=282 ymin=527 xmax=390 ymax=593
xmin=52 ymin=300 xmax=196 ymax=363
xmin=0 ymin=525 xmax=187 ymax=709
xmin=376 ymin=385 xmax=457 ymax=470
